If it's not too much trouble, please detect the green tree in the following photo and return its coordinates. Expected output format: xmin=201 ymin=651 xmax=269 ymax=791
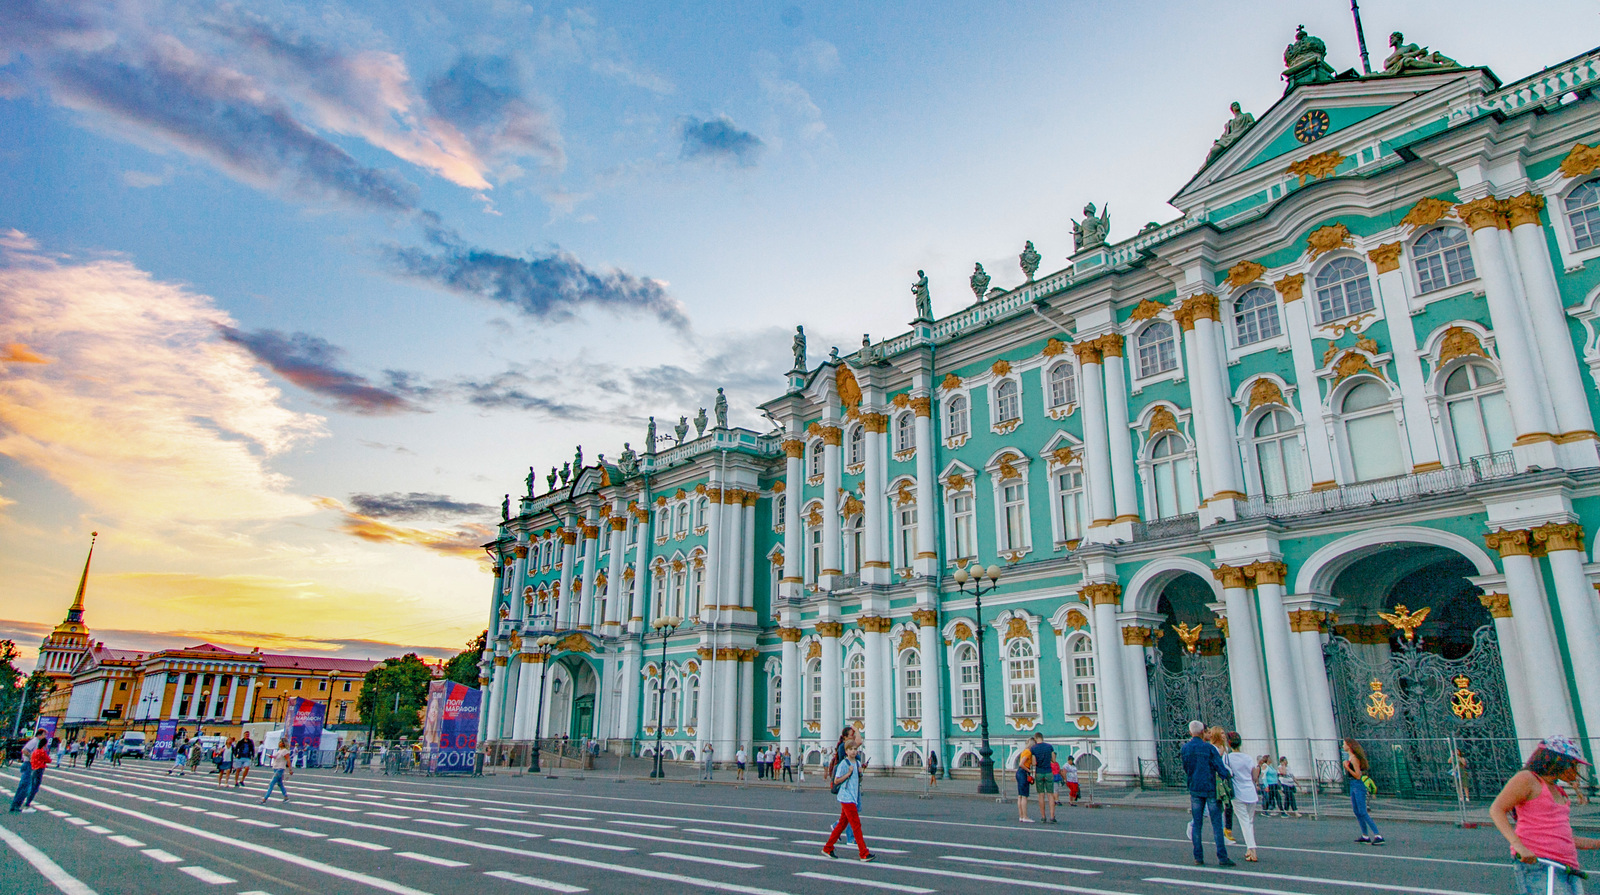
xmin=443 ymin=630 xmax=486 ymax=687
xmin=357 ymin=654 xmax=433 ymax=740
xmin=0 ymin=642 xmax=56 ymax=735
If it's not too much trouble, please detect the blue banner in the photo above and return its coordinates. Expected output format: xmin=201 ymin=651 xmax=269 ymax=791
xmin=151 ymin=719 xmax=178 ymax=760
xmin=36 ymin=716 xmax=58 ymax=740
xmin=285 ymin=697 xmax=326 ymax=764
xmin=422 ymin=681 xmax=480 ymax=775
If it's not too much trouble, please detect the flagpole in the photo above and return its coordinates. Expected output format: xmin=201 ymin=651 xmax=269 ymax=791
xmin=1350 ymin=0 xmax=1373 ymax=74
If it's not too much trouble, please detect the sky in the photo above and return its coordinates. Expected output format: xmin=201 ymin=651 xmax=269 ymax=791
xmin=0 ymin=0 xmax=1592 ymax=671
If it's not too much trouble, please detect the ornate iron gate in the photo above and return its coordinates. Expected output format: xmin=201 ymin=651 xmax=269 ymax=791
xmin=1324 ymin=625 xmax=1519 ymax=798
xmin=1148 ymin=648 xmax=1235 ymax=785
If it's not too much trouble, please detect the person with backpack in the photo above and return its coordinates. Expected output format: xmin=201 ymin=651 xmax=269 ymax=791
xmin=1343 ymin=739 xmax=1384 ymax=845
xmin=821 ymin=739 xmax=875 ymax=862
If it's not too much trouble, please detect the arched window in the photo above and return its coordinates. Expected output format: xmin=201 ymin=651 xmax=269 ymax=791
xmin=900 ymin=650 xmax=922 ymax=719
xmin=670 ymin=569 xmax=686 ymax=617
xmin=1005 ymin=638 xmax=1040 ymax=716
xmin=683 ymin=674 xmax=698 ymax=726
xmin=696 ymin=496 xmax=709 ymax=527
xmin=896 ymin=503 xmax=917 ymax=568
xmin=955 ymin=643 xmax=980 ymax=716
xmin=1341 ymin=380 xmax=1404 ymax=481
xmin=994 ymin=379 xmax=1021 ymax=423
xmin=1053 ymin=466 xmax=1086 ymax=543
xmin=806 ymin=658 xmax=822 ymax=720
xmin=846 ymin=515 xmax=865 ymax=574
xmin=847 ymin=425 xmax=864 ymax=466
xmin=1313 ymin=256 xmax=1376 ymax=323
xmin=1137 ymin=323 xmax=1178 ymax=377
xmin=673 ymin=503 xmax=689 ymax=534
xmin=1444 ymin=362 xmax=1513 ymax=461
xmin=1148 ymin=433 xmax=1198 ymax=518
xmin=846 ymin=653 xmax=866 ymax=720
xmin=1066 ymin=635 xmax=1097 ymax=715
xmin=1252 ymin=408 xmax=1308 ymax=497
xmin=1233 ymin=286 xmax=1282 ymax=345
xmin=664 ymin=675 xmax=680 ymax=726
xmin=946 ymin=395 xmax=969 ymax=438
xmin=690 ymin=563 xmax=705 ymax=615
xmin=644 ymin=675 xmax=661 ymax=724
xmin=999 ymin=480 xmax=1029 ymax=551
xmin=808 ymin=440 xmax=824 ymax=478
xmin=1412 ymin=228 xmax=1476 ymax=292
xmin=1567 ymin=181 xmax=1600 ymax=250
xmin=895 ymin=412 xmax=914 ymax=452
xmin=767 ymin=674 xmax=781 ymax=728
xmin=772 ymin=493 xmax=785 ymax=529
xmin=1048 ymin=363 xmax=1077 ymax=409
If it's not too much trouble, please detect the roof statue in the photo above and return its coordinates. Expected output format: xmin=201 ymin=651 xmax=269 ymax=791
xmin=547 ymin=467 xmax=558 ymax=491
xmin=525 ymin=466 xmax=536 ymax=497
xmin=1207 ymin=102 xmax=1256 ymax=162
xmin=829 ymin=346 xmax=840 ymax=363
xmin=574 ymin=445 xmax=583 ymax=470
xmin=646 ymin=416 xmax=658 ymax=453
xmin=1282 ymin=24 xmax=1335 ymax=92
xmin=911 ymin=270 xmax=933 ymax=321
xmin=1071 ymin=202 xmax=1109 ymax=252
xmin=674 ymin=415 xmax=688 ymax=445
xmin=713 ymin=388 xmax=728 ymax=429
xmin=791 ymin=325 xmax=807 ymax=371
xmin=1383 ymin=32 xmax=1460 ymax=75
xmin=618 ymin=443 xmax=637 ymax=476
xmin=969 ymin=263 xmax=991 ymax=301
xmin=694 ymin=407 xmax=708 ymax=437
xmin=560 ymin=461 xmax=570 ymax=484
xmin=1019 ymin=241 xmax=1041 ymax=281
xmin=501 ymin=494 xmax=510 ymax=522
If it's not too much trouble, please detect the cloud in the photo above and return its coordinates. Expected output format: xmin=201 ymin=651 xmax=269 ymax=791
xmin=0 ymin=342 xmax=51 ymax=364
xmin=678 ymin=115 xmax=765 ymax=167
xmin=794 ymin=40 xmax=840 ymax=75
xmin=216 ymin=326 xmax=425 ymax=415
xmin=120 ymin=166 xmax=173 ymax=188
xmin=0 ymin=617 xmax=462 ymax=668
xmin=423 ymin=55 xmax=564 ymax=176
xmin=316 ymin=496 xmax=494 ymax=559
xmin=451 ymin=367 xmax=598 ymax=419
xmin=0 ymin=232 xmax=325 ymax=527
xmin=534 ymin=8 xmax=675 ymax=95
xmin=347 ymin=492 xmax=491 ymax=521
xmin=387 ymin=220 xmax=688 ymax=329
xmin=761 ymin=76 xmax=831 ymax=144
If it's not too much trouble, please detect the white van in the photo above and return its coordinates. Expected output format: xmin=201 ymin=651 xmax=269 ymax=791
xmin=119 ymin=731 xmax=147 ymax=758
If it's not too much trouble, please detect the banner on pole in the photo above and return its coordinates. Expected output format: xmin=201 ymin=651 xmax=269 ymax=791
xmin=421 ymin=680 xmax=480 ymax=775
xmin=36 ymin=716 xmax=58 ymax=739
xmin=151 ymin=719 xmax=179 ymax=760
xmin=285 ymin=697 xmax=327 ymax=764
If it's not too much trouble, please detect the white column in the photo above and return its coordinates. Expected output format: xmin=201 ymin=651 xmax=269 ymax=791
xmin=1283 ymin=600 xmax=1340 ymax=766
xmin=1118 ymin=620 xmax=1158 ymax=776
xmin=738 ymin=653 xmax=755 ymax=755
xmin=630 ymin=506 xmax=650 ymax=633
xmin=557 ymin=524 xmax=578 ymax=629
xmin=1086 ymin=585 xmax=1132 ymax=777
xmin=1508 ymin=196 xmax=1599 ymax=466
xmin=578 ymin=512 xmax=600 ymax=630
xmin=1215 ymin=567 xmax=1272 ymax=752
xmin=1101 ymin=337 xmax=1140 ymax=522
xmin=1459 ymin=200 xmax=1560 ymax=468
xmin=1249 ymin=564 xmax=1312 ymax=778
xmin=1478 ymin=594 xmax=1538 ymax=757
xmin=716 ymin=651 xmax=738 ymax=758
xmin=695 ymin=646 xmax=713 ymax=754
xmin=782 ymin=440 xmax=805 ymax=594
xmin=819 ymin=623 xmax=843 ymax=742
xmin=166 ymin=675 xmax=182 ymax=720
xmin=742 ymin=498 xmax=756 ymax=609
xmin=779 ymin=631 xmax=801 ymax=754
xmin=723 ymin=489 xmax=743 ymax=613
xmin=820 ymin=424 xmax=843 ymax=586
xmin=238 ymin=677 xmax=257 ymax=725
xmin=190 ymin=675 xmax=206 ymax=720
xmin=510 ymin=539 xmax=531 ymax=622
xmin=486 ymin=658 xmax=507 ymax=740
xmin=511 ymin=656 xmax=532 ymax=740
xmin=618 ymin=642 xmax=642 ymax=739
xmin=1536 ymin=525 xmax=1600 ymax=742
xmin=862 ymin=619 xmax=890 ymax=767
xmin=1075 ymin=348 xmax=1116 ymax=527
xmin=915 ymin=609 xmax=945 ymax=765
xmin=1488 ymin=531 xmax=1578 ymax=737
xmin=1367 ymin=246 xmax=1442 ymax=471
xmin=862 ymin=415 xmax=890 ymax=585
xmin=704 ymin=484 xmax=722 ymax=620
xmin=911 ymin=397 xmax=939 ymax=576
xmin=605 ymin=511 xmax=627 ymax=631
xmin=221 ymin=675 xmax=240 ymax=724
xmin=1277 ymin=278 xmax=1338 ymax=487
xmin=1176 ymin=313 xmax=1219 ymax=499
xmin=1191 ymin=310 xmax=1244 ymax=499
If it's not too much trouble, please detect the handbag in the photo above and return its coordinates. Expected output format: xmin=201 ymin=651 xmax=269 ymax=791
xmin=1216 ymin=773 xmax=1235 ymax=802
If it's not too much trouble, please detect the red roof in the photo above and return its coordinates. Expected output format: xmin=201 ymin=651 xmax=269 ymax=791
xmin=258 ymin=654 xmax=381 ymax=674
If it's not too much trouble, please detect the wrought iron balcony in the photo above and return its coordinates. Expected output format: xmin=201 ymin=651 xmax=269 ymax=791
xmin=1235 ymin=451 xmax=1517 ymax=521
xmin=1132 ymin=512 xmax=1200 ymax=542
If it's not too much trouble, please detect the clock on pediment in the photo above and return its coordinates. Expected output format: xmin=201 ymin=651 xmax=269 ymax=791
xmin=1294 ymin=109 xmax=1331 ymax=143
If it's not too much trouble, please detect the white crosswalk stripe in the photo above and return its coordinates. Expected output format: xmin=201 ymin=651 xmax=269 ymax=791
xmin=796 ymin=871 xmax=934 ymax=893
xmin=178 ymin=865 xmax=237 ymax=884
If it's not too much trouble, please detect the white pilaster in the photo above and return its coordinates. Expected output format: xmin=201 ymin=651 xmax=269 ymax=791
xmin=510 ymin=537 xmax=531 ymax=623
xmin=779 ymin=633 xmax=800 ymax=754
xmin=1116 ymin=616 xmax=1159 ymax=776
xmin=238 ymin=677 xmax=256 ymax=725
xmin=1278 ymin=283 xmax=1338 ymax=487
xmin=819 ymin=624 xmax=843 ymax=743
xmin=911 ymin=396 xmax=939 ymax=576
xmin=1191 ymin=313 xmax=1244 ymax=500
xmin=630 ymin=504 xmax=650 ymax=634
xmin=1215 ymin=568 xmax=1272 ymax=753
xmin=738 ymin=654 xmax=755 ymax=756
xmin=578 ymin=511 xmax=600 ymax=630
xmin=862 ymin=415 xmax=890 ymax=585
xmin=782 ymin=440 xmax=805 ymax=595
xmin=915 ymin=609 xmax=945 ymax=765
xmin=1368 ymin=252 xmax=1442 ymax=471
xmin=862 ymin=619 xmax=889 ymax=767
xmin=222 ymin=676 xmax=239 ymax=723
xmin=1086 ymin=586 xmax=1133 ymax=777
xmin=1493 ymin=538 xmax=1577 ymax=737
xmin=1250 ymin=566 xmax=1312 ymax=778
xmin=605 ymin=510 xmax=626 ymax=631
xmin=1177 ymin=317 xmax=1219 ymax=499
xmin=1101 ymin=339 xmax=1140 ymax=522
xmin=821 ymin=423 xmax=843 ymax=587
xmin=1538 ymin=527 xmax=1600 ymax=743
xmin=1076 ymin=353 xmax=1116 ymax=528
xmin=557 ymin=523 xmax=578 ymax=629
xmin=1282 ymin=597 xmax=1340 ymax=765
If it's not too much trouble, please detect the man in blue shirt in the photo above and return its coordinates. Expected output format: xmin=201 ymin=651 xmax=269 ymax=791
xmin=1180 ymin=720 xmax=1236 ymax=866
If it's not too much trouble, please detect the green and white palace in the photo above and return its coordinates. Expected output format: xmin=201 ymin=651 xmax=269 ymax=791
xmin=480 ymin=27 xmax=1600 ymax=792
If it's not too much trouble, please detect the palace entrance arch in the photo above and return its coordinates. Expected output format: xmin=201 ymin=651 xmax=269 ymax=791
xmin=1144 ymin=570 xmax=1234 ymax=784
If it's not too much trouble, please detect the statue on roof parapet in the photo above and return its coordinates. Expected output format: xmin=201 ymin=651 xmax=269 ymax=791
xmin=714 ymin=388 xmax=728 ymax=429
xmin=1072 ymin=203 xmax=1110 ymax=252
xmin=525 ymin=466 xmax=536 ymax=497
xmin=560 ymin=461 xmax=570 ymax=485
xmin=911 ymin=270 xmax=933 ymax=321
xmin=694 ymin=407 xmax=708 ymax=437
xmin=674 ymin=415 xmax=688 ymax=445
xmin=791 ymin=325 xmax=807 ymax=371
xmin=1019 ymin=241 xmax=1041 ymax=281
xmin=618 ymin=443 xmax=637 ymax=476
xmin=969 ymin=263 xmax=991 ymax=301
xmin=646 ymin=416 xmax=658 ymax=453
xmin=547 ymin=467 xmax=558 ymax=491
xmin=1207 ymin=102 xmax=1256 ymax=162
xmin=1383 ymin=32 xmax=1460 ymax=75
xmin=574 ymin=445 xmax=583 ymax=470
xmin=501 ymin=494 xmax=510 ymax=522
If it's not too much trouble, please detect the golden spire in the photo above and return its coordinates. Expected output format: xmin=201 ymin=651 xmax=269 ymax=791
xmin=66 ymin=531 xmax=96 ymax=622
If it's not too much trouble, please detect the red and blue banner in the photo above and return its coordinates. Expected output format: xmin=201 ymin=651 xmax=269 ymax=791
xmin=151 ymin=719 xmax=179 ymax=760
xmin=36 ymin=716 xmax=58 ymax=739
xmin=422 ymin=681 xmax=480 ymax=775
xmin=285 ymin=697 xmax=326 ymax=761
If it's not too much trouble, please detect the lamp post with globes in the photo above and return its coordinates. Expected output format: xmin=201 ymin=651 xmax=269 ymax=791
xmin=527 ymin=635 xmax=560 ymax=773
xmin=952 ymin=562 xmax=1004 ymax=795
xmin=648 ymin=615 xmax=682 ymax=778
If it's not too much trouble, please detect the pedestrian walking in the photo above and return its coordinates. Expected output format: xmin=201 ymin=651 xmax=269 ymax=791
xmin=821 ymin=739 xmax=875 ymax=862
xmin=1259 ymin=755 xmax=1279 ymax=813
xmin=187 ymin=738 xmax=204 ymax=775
xmin=1028 ymin=733 xmax=1058 ymax=824
xmin=1181 ymin=720 xmax=1236 ymax=866
xmin=11 ymin=736 xmax=50 ymax=812
xmin=1063 ymin=756 xmax=1081 ymax=804
xmin=233 ymin=733 xmax=255 ymax=787
xmin=216 ymin=736 xmax=236 ymax=787
xmin=168 ymin=737 xmax=187 ymax=775
xmin=66 ymin=741 xmax=79 ymax=768
xmin=831 ymin=728 xmax=864 ymax=844
xmin=1343 ymin=738 xmax=1384 ymax=845
xmin=1204 ymin=727 xmax=1236 ymax=842
xmin=781 ymin=748 xmax=795 ymax=783
xmin=1277 ymin=758 xmax=1299 ymax=816
xmin=926 ymin=748 xmax=939 ymax=791
xmin=1224 ymin=733 xmax=1260 ymax=862
xmin=1490 ymin=735 xmax=1598 ymax=895
xmin=261 ymin=745 xmax=291 ymax=802
xmin=700 ymin=742 xmax=715 ymax=780
xmin=7 ymin=730 xmax=43 ymax=814
xmin=1016 ymin=743 xmax=1035 ymax=823
xmin=735 ymin=745 xmax=747 ymax=780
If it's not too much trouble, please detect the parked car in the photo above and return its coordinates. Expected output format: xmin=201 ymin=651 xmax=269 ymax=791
xmin=120 ymin=731 xmax=147 ymax=758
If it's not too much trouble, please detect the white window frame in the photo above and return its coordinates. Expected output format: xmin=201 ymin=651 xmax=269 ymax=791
xmin=945 ymin=486 xmax=977 ymax=562
xmin=1231 ymin=285 xmax=1283 ymax=347
xmin=1334 ymin=376 xmax=1409 ymax=483
xmin=1049 ymin=464 xmax=1087 ymax=544
xmin=992 ymin=377 xmax=1022 ymax=427
xmin=1409 ymin=226 xmax=1477 ymax=295
xmin=805 ymin=656 xmax=822 ymax=721
xmin=899 ymin=649 xmax=922 ymax=720
xmin=1142 ymin=430 xmax=1200 ymax=519
xmin=1045 ymin=361 xmax=1077 ymax=415
xmin=1063 ymin=633 xmax=1098 ymax=716
xmin=1437 ymin=359 xmax=1513 ymax=465
xmin=1135 ymin=322 xmax=1178 ymax=379
xmin=894 ymin=502 xmax=917 ymax=570
xmin=1003 ymin=637 xmax=1040 ymax=718
xmin=1246 ymin=406 xmax=1310 ymax=498
xmin=846 ymin=424 xmax=865 ymax=471
xmin=894 ymin=411 xmax=915 ymax=454
xmin=953 ymin=642 xmax=980 ymax=717
xmin=945 ymin=393 xmax=970 ymax=442
xmin=1312 ymin=255 xmax=1377 ymax=324
xmin=845 ymin=652 xmax=866 ymax=720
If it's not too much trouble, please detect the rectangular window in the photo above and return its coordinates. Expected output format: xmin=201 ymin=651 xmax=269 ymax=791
xmin=897 ymin=505 xmax=917 ymax=567
xmin=1075 ymin=681 xmax=1098 ymax=714
xmin=959 ymin=659 xmax=980 ymax=716
xmin=319 ymin=680 xmax=328 ymax=691
xmin=904 ymin=667 xmax=922 ymax=719
xmin=343 ymin=681 xmax=352 ymax=692
xmin=1002 ymin=482 xmax=1027 ymax=550
xmin=293 ymin=678 xmax=302 ymax=690
xmin=809 ymin=668 xmax=822 ymax=720
xmin=1055 ymin=470 xmax=1085 ymax=542
xmin=260 ymin=699 xmax=274 ymax=721
xmin=951 ymin=494 xmax=975 ymax=559
xmin=337 ymin=702 xmax=348 ymax=723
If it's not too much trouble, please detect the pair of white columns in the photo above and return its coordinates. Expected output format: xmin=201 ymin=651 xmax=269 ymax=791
xmin=779 ymin=631 xmax=802 ymax=753
xmin=861 ymin=415 xmax=890 ymax=585
xmin=578 ymin=511 xmax=600 ymax=630
xmin=557 ymin=521 xmax=578 ymax=629
xmin=604 ymin=507 xmax=627 ymax=631
xmin=911 ymin=398 xmax=940 ymax=576
xmin=818 ymin=623 xmax=843 ymax=741
xmin=860 ymin=618 xmax=891 ymax=766
xmin=820 ymin=423 xmax=843 ymax=584
xmin=781 ymin=442 xmax=805 ymax=595
xmin=629 ymin=504 xmax=650 ymax=635
xmin=1175 ymin=298 xmax=1245 ymax=501
xmin=1073 ymin=336 xmax=1138 ymax=531
xmin=1085 ymin=584 xmax=1134 ymax=776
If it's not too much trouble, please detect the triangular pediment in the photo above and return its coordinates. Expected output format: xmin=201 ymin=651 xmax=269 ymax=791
xmin=1174 ymin=68 xmax=1493 ymax=210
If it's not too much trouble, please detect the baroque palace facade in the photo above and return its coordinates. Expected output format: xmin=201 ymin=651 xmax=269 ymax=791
xmin=481 ymin=27 xmax=1600 ymax=788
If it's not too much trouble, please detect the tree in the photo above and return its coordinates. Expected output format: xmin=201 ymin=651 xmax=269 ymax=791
xmin=0 ymin=642 xmax=56 ymax=735
xmin=443 ymin=631 xmax=486 ymax=688
xmin=357 ymin=654 xmax=433 ymax=740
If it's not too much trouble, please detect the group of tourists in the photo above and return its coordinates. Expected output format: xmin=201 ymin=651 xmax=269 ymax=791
xmin=732 ymin=745 xmax=795 ymax=782
xmin=1014 ymin=732 xmax=1081 ymax=822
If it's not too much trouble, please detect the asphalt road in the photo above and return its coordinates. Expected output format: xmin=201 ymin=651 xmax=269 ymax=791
xmin=0 ymin=759 xmax=1528 ymax=895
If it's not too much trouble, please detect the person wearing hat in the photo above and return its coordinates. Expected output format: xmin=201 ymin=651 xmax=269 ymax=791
xmin=1490 ymin=735 xmax=1600 ymax=894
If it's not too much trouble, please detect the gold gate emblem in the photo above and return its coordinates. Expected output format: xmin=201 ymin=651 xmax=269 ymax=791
xmin=1365 ymin=680 xmax=1395 ymax=721
xmin=1449 ymin=675 xmax=1485 ymax=720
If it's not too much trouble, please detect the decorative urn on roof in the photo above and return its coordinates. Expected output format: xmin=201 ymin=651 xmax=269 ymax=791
xmin=1282 ymin=25 xmax=1335 ymax=92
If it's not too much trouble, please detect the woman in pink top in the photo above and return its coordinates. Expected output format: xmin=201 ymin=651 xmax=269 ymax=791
xmin=1491 ymin=735 xmax=1599 ymax=895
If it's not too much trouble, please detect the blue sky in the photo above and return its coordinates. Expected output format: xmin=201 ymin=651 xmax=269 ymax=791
xmin=0 ymin=0 xmax=1591 ymax=667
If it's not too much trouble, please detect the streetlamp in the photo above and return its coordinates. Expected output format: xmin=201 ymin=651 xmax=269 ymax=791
xmin=648 ymin=615 xmax=682 ymax=778
xmin=952 ymin=562 xmax=1004 ymax=795
xmin=528 ymin=635 xmax=560 ymax=773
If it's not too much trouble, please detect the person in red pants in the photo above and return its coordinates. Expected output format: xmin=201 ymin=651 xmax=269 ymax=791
xmin=822 ymin=741 xmax=875 ymax=862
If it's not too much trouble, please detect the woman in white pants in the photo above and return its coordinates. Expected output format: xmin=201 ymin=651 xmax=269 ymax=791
xmin=1224 ymin=731 xmax=1260 ymax=862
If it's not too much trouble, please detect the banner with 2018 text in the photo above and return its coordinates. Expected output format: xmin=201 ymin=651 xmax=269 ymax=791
xmin=285 ymin=697 xmax=326 ymax=765
xmin=421 ymin=681 xmax=480 ymax=775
